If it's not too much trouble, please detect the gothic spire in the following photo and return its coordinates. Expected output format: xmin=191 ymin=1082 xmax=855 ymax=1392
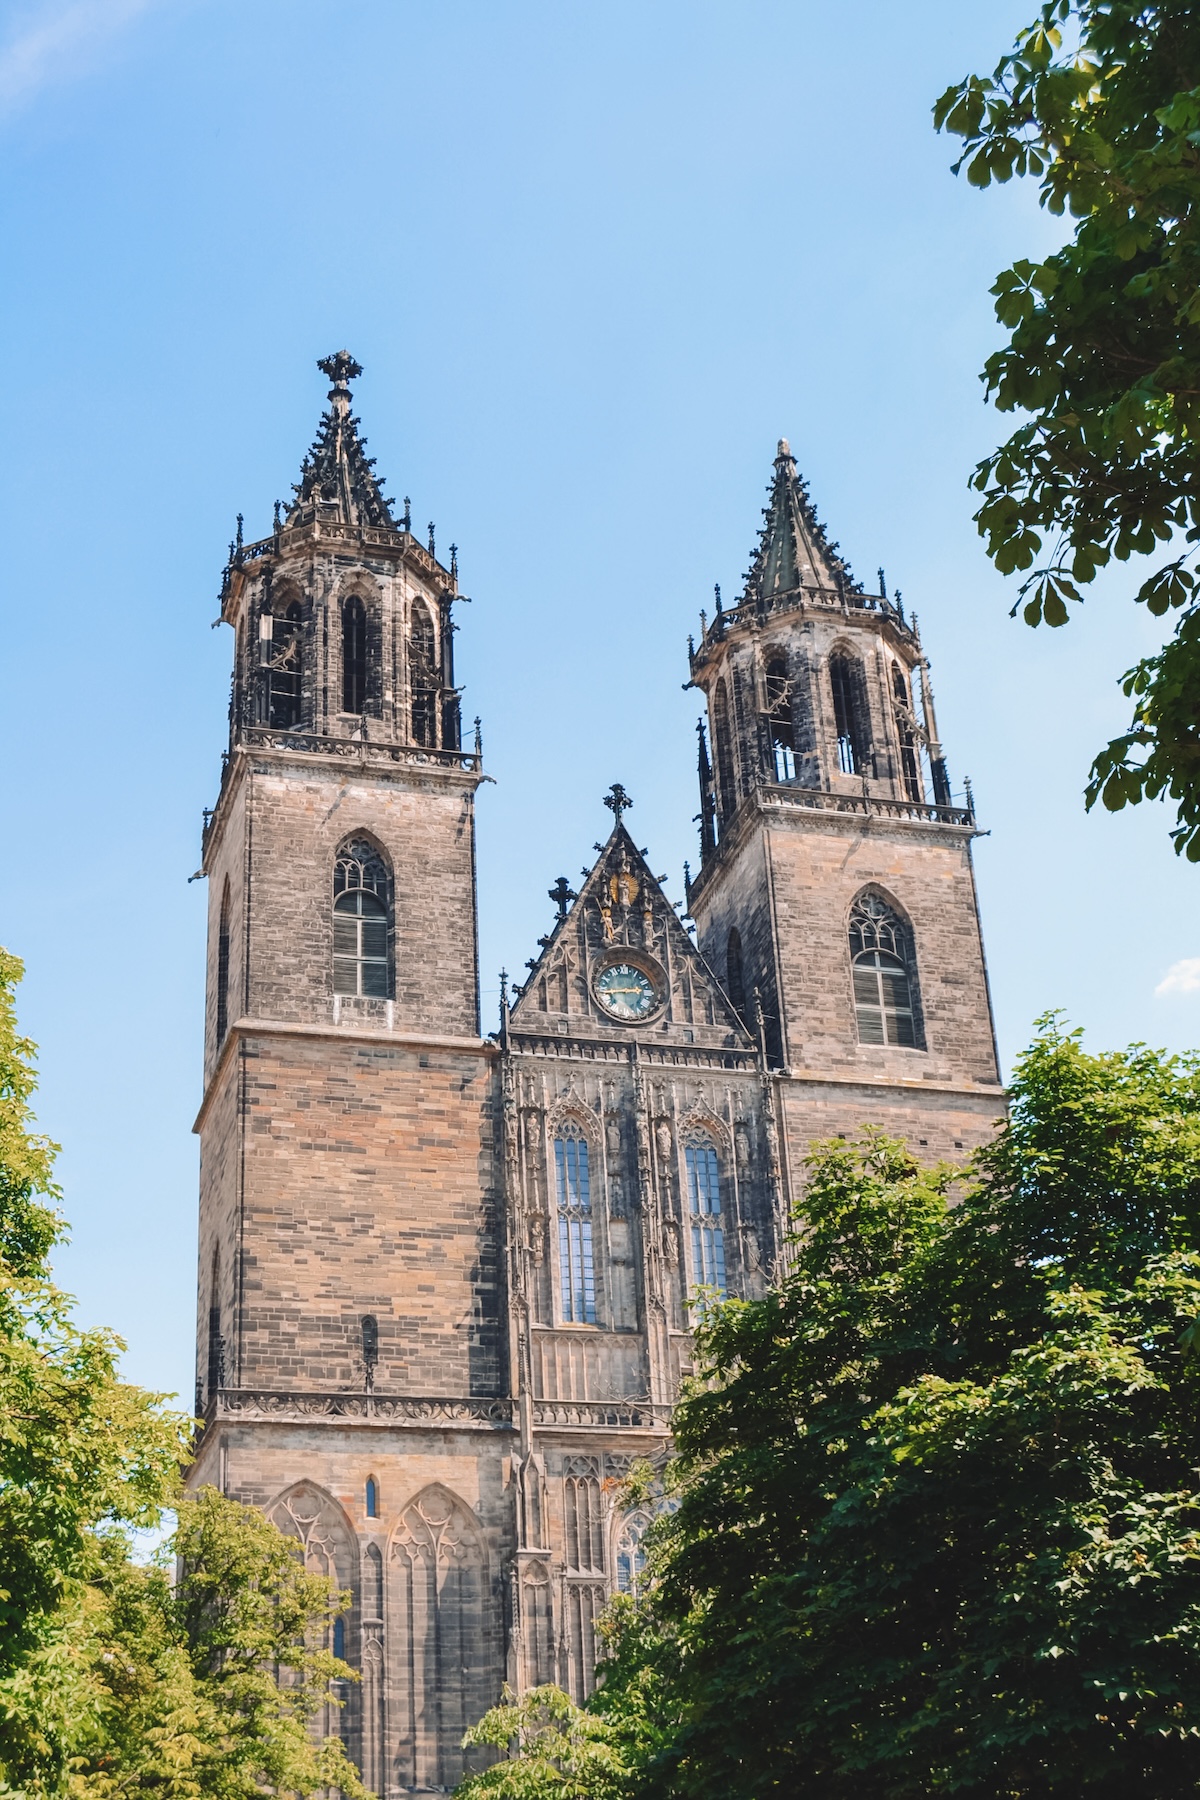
xmin=286 ymin=352 xmax=398 ymax=531
xmin=744 ymin=439 xmax=855 ymax=601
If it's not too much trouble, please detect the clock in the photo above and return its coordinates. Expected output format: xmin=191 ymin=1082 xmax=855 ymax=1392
xmin=594 ymin=962 xmax=660 ymax=1022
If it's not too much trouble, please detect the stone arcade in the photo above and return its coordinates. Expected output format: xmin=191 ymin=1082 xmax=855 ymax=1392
xmin=189 ymin=354 xmax=1006 ymax=1794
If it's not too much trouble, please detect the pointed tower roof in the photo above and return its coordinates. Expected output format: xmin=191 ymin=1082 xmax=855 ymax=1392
xmin=285 ymin=352 xmax=397 ymax=530
xmin=744 ymin=439 xmax=856 ymax=601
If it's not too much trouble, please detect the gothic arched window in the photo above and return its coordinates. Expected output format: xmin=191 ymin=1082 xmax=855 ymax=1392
xmin=713 ymin=679 xmax=737 ymax=818
xmin=333 ymin=839 xmax=391 ymax=998
xmin=555 ymin=1125 xmax=596 ymax=1324
xmin=616 ymin=1511 xmax=651 ymax=1598
xmin=409 ymin=604 xmax=438 ymax=747
xmin=263 ymin=600 xmax=303 ymax=730
xmin=849 ymin=890 xmax=922 ymax=1048
xmin=891 ymin=661 xmax=923 ymax=802
xmin=830 ymin=651 xmax=869 ymax=777
xmin=685 ymin=1137 xmax=726 ymax=1296
xmin=342 ymin=595 xmax=367 ymax=715
xmin=365 ymin=1476 xmax=379 ymax=1519
xmin=765 ymin=655 xmax=796 ymax=782
xmin=215 ymin=879 xmax=231 ymax=1045
xmin=726 ymin=927 xmax=746 ymax=1023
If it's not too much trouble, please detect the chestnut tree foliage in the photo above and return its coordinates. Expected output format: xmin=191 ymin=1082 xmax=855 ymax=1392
xmin=935 ymin=2 xmax=1200 ymax=856
xmin=467 ymin=1025 xmax=1200 ymax=1798
xmin=0 ymin=949 xmax=364 ymax=1800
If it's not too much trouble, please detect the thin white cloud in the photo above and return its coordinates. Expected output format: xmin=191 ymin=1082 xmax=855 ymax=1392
xmin=1156 ymin=958 xmax=1200 ymax=998
xmin=0 ymin=0 xmax=159 ymax=117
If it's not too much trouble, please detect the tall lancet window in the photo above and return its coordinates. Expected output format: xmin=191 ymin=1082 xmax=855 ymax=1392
xmin=555 ymin=1126 xmax=596 ymax=1324
xmin=342 ymin=595 xmax=367 ymax=715
xmin=409 ymin=604 xmax=438 ymax=747
xmin=830 ymin=651 xmax=869 ymax=777
xmin=891 ymin=662 xmax=923 ymax=802
xmin=215 ymin=879 xmax=231 ymax=1046
xmin=262 ymin=601 xmax=303 ymax=729
xmin=849 ymin=890 xmax=922 ymax=1048
xmin=713 ymin=679 xmax=736 ymax=818
xmin=765 ymin=656 xmax=796 ymax=782
xmin=685 ymin=1137 xmax=726 ymax=1296
xmin=333 ymin=839 xmax=391 ymax=998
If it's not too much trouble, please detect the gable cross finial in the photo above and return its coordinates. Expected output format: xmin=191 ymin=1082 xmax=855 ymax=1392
xmin=548 ymin=876 xmax=577 ymax=919
xmin=603 ymin=783 xmax=633 ymax=824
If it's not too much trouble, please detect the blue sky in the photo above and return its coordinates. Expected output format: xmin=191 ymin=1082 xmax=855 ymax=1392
xmin=2 ymin=0 xmax=1196 ymax=1407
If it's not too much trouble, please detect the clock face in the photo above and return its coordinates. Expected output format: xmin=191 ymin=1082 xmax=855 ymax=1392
xmin=595 ymin=963 xmax=659 ymax=1022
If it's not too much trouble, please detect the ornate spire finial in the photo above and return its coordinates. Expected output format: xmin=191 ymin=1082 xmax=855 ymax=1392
xmin=878 ymin=566 xmax=887 ymax=599
xmin=428 ymin=522 xmax=436 ymax=557
xmin=450 ymin=543 xmax=458 ymax=581
xmin=714 ymin=582 xmax=723 ymax=614
xmin=603 ymin=783 xmax=633 ymax=823
xmin=403 ymin=497 xmax=412 ymax=532
xmin=317 ymin=350 xmax=362 ymax=390
xmin=777 ymin=437 xmax=792 ymax=460
xmin=548 ymin=876 xmax=577 ymax=919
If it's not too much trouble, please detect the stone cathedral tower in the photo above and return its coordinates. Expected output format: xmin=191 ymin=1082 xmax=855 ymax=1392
xmin=190 ymin=363 xmax=1006 ymax=1796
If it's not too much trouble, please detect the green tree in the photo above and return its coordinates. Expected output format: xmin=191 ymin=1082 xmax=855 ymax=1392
xmin=934 ymin=2 xmax=1200 ymax=856
xmin=0 ymin=950 xmax=366 ymax=1799
xmin=583 ymin=1028 xmax=1200 ymax=1796
xmin=68 ymin=1488 xmax=368 ymax=1800
xmin=456 ymin=1683 xmax=639 ymax=1800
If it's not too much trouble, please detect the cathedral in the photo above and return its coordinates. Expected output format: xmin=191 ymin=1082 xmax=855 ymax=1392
xmin=189 ymin=353 xmax=1006 ymax=1793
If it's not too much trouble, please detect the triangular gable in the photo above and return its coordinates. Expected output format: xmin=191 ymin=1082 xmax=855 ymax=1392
xmin=509 ymin=806 xmax=753 ymax=1049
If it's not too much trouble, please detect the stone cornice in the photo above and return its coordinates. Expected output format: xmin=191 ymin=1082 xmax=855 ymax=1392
xmin=202 ymin=1389 xmax=513 ymax=1429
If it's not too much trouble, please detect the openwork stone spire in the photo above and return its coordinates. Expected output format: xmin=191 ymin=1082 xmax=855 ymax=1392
xmin=286 ymin=352 xmax=397 ymax=530
xmin=744 ymin=439 xmax=856 ymax=601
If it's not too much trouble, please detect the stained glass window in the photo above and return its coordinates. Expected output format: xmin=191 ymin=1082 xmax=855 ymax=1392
xmin=556 ymin=1130 xmax=596 ymax=1324
xmin=685 ymin=1139 xmax=726 ymax=1297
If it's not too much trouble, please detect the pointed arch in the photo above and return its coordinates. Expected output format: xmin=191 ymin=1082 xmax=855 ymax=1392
xmin=333 ymin=833 xmax=393 ymax=999
xmin=205 ymin=1246 xmax=223 ymax=1404
xmin=550 ymin=1113 xmax=596 ymax=1324
xmin=764 ymin=653 xmax=796 ymax=782
xmin=388 ymin=1484 xmax=496 ymax=1791
xmin=215 ymin=878 xmax=231 ymax=1046
xmin=828 ymin=645 xmax=870 ymax=776
xmin=409 ymin=601 xmax=438 ymax=747
xmin=520 ymin=1560 xmax=555 ymax=1689
xmin=268 ymin=1481 xmax=359 ymax=1589
xmin=261 ymin=596 xmax=303 ymax=730
xmin=341 ymin=592 xmax=368 ymax=714
xmin=890 ymin=660 xmax=923 ymax=801
xmin=848 ymin=887 xmax=924 ymax=1049
xmin=614 ymin=1508 xmax=652 ymax=1599
xmin=725 ymin=926 xmax=747 ymax=1024
xmin=712 ymin=678 xmax=737 ymax=818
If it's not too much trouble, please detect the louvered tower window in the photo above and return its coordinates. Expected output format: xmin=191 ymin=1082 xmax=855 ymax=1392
xmin=342 ymin=595 xmax=367 ymax=714
xmin=555 ymin=1127 xmax=596 ymax=1324
xmin=849 ymin=891 xmax=922 ymax=1048
xmin=333 ymin=840 xmax=391 ymax=998
xmin=685 ymin=1138 xmax=726 ymax=1296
